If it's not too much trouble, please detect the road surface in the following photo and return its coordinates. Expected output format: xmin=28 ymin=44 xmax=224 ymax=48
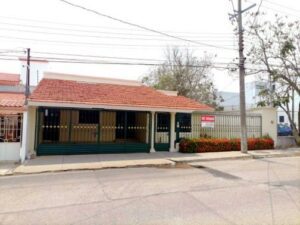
xmin=0 ymin=156 xmax=299 ymax=225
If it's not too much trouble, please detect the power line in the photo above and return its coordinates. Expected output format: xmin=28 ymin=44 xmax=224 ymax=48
xmin=246 ymin=0 xmax=264 ymax=37
xmin=0 ymin=27 xmax=238 ymax=43
xmin=58 ymin=0 xmax=236 ymax=51
xmin=1 ymin=51 xmax=287 ymax=69
xmin=260 ymin=5 xmax=300 ymax=18
xmin=0 ymin=49 xmax=25 ymax=54
xmin=263 ymin=0 xmax=300 ymax=13
xmin=0 ymin=35 xmax=237 ymax=49
xmin=2 ymin=50 xmax=288 ymax=70
xmin=246 ymin=0 xmax=300 ymax=19
xmin=0 ymin=21 xmax=236 ymax=39
xmin=0 ymin=52 xmax=238 ymax=66
xmin=0 ymin=55 xmax=237 ymax=70
xmin=0 ymin=15 xmax=235 ymax=36
xmin=32 ymin=51 xmax=165 ymax=62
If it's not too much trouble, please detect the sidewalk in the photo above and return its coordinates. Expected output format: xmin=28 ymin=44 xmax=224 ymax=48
xmin=1 ymin=148 xmax=300 ymax=176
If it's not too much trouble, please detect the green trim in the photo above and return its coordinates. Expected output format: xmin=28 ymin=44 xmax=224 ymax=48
xmin=34 ymin=108 xmax=40 ymax=151
xmin=154 ymin=143 xmax=169 ymax=152
xmin=37 ymin=143 xmax=150 ymax=155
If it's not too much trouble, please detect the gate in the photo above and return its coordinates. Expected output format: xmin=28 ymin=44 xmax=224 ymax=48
xmin=154 ymin=112 xmax=170 ymax=151
xmin=36 ymin=108 xmax=151 ymax=155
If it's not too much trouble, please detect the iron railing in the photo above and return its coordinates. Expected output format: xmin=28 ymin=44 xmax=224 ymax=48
xmin=0 ymin=114 xmax=22 ymax=142
xmin=179 ymin=112 xmax=262 ymax=139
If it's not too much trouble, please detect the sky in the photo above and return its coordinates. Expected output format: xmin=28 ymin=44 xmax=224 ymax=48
xmin=0 ymin=0 xmax=299 ymax=93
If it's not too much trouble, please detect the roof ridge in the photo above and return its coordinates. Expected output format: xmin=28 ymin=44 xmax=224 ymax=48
xmin=43 ymin=72 xmax=143 ymax=86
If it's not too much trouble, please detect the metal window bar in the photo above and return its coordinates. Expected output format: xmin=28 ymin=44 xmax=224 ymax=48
xmin=179 ymin=112 xmax=262 ymax=139
xmin=0 ymin=115 xmax=22 ymax=142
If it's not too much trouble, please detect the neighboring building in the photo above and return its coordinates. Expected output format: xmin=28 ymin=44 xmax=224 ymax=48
xmin=19 ymin=58 xmax=48 ymax=86
xmin=21 ymin=72 xmax=213 ymax=158
xmin=0 ymin=73 xmax=25 ymax=161
xmin=245 ymin=81 xmax=268 ymax=109
xmin=277 ymin=95 xmax=300 ymax=129
xmin=218 ymin=91 xmax=239 ymax=111
xmin=220 ymin=80 xmax=299 ymax=129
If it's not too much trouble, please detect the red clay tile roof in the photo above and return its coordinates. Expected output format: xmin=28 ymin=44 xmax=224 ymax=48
xmin=29 ymin=79 xmax=213 ymax=111
xmin=0 ymin=93 xmax=25 ymax=111
xmin=0 ymin=73 xmax=20 ymax=86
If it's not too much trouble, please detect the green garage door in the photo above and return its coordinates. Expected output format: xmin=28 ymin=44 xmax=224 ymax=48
xmin=36 ymin=108 xmax=151 ymax=155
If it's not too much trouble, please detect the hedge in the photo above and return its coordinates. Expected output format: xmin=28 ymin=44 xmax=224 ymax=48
xmin=179 ymin=138 xmax=274 ymax=153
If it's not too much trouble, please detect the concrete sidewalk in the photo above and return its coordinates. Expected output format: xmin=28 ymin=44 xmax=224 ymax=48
xmin=1 ymin=148 xmax=300 ymax=176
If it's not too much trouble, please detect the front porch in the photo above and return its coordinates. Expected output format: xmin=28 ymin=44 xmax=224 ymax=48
xmin=35 ymin=107 xmax=187 ymax=155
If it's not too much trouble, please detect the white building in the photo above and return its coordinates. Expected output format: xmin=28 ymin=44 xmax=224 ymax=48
xmin=219 ymin=81 xmax=299 ymax=129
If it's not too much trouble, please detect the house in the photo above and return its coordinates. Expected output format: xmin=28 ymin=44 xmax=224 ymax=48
xmin=0 ymin=73 xmax=25 ymax=161
xmin=21 ymin=72 xmax=213 ymax=158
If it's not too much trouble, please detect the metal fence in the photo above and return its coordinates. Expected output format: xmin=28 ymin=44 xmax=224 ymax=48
xmin=37 ymin=108 xmax=150 ymax=144
xmin=179 ymin=112 xmax=262 ymax=139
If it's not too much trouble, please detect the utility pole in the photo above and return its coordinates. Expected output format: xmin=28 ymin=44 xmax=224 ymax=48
xmin=237 ymin=0 xmax=247 ymax=153
xmin=229 ymin=1 xmax=255 ymax=153
xmin=25 ymin=48 xmax=30 ymax=104
xmin=292 ymin=88 xmax=295 ymax=123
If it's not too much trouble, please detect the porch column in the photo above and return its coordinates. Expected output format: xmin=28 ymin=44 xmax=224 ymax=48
xmin=20 ymin=110 xmax=28 ymax=162
xmin=150 ymin=111 xmax=155 ymax=153
xmin=169 ymin=112 xmax=176 ymax=152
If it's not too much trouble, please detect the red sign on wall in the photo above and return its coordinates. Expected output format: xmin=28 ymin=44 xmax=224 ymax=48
xmin=201 ymin=115 xmax=215 ymax=128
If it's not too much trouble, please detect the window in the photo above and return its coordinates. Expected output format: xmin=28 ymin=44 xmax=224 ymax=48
xmin=176 ymin=113 xmax=191 ymax=132
xmin=279 ymin=116 xmax=285 ymax=123
xmin=156 ymin=113 xmax=170 ymax=132
xmin=79 ymin=110 xmax=99 ymax=124
xmin=0 ymin=115 xmax=22 ymax=142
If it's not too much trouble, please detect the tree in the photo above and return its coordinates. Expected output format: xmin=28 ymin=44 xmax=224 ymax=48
xmin=142 ymin=47 xmax=222 ymax=109
xmin=246 ymin=13 xmax=300 ymax=144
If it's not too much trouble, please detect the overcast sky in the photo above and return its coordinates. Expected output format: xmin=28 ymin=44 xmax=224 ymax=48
xmin=0 ymin=0 xmax=299 ymax=93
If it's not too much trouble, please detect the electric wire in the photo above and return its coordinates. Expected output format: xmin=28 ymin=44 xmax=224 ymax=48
xmin=58 ymin=0 xmax=236 ymax=51
xmin=0 ymin=15 xmax=235 ymax=36
xmin=0 ymin=35 xmax=237 ymax=49
xmin=0 ymin=27 xmax=238 ymax=43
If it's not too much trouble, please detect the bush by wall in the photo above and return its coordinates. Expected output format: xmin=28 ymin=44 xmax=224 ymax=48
xmin=179 ymin=138 xmax=274 ymax=153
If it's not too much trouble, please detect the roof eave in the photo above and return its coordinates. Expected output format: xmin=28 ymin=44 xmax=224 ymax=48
xmin=27 ymin=100 xmax=211 ymax=113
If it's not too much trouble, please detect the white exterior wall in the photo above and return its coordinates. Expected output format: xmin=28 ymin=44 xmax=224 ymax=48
xmin=0 ymin=143 xmax=20 ymax=161
xmin=20 ymin=61 xmax=48 ymax=86
xmin=27 ymin=107 xmax=37 ymax=156
xmin=249 ymin=107 xmax=278 ymax=146
xmin=20 ymin=106 xmax=37 ymax=161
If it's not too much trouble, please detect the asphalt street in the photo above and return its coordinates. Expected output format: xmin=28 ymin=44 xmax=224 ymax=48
xmin=0 ymin=156 xmax=299 ymax=225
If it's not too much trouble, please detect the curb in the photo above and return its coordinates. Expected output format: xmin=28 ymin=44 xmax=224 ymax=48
xmin=169 ymin=151 xmax=300 ymax=163
xmin=1 ymin=151 xmax=299 ymax=176
xmin=169 ymin=155 xmax=252 ymax=163
xmin=4 ymin=160 xmax=175 ymax=176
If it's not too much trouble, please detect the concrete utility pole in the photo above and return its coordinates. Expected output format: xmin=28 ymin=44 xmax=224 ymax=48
xmin=25 ymin=48 xmax=30 ymax=104
xmin=237 ymin=0 xmax=248 ymax=153
xmin=292 ymin=88 xmax=295 ymax=123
